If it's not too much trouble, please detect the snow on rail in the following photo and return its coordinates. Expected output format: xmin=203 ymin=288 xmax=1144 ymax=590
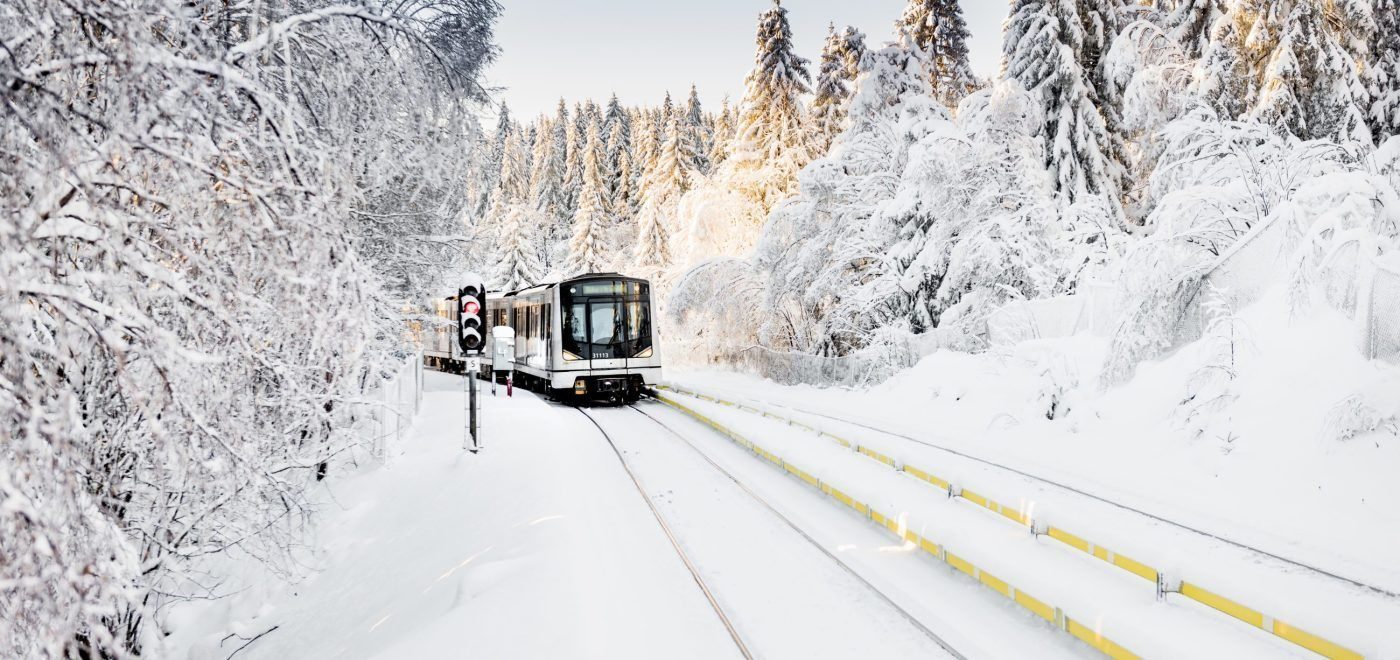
xmin=655 ymin=385 xmax=1368 ymax=660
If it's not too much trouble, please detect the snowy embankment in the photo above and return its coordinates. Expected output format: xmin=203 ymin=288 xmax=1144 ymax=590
xmin=666 ymin=288 xmax=1400 ymax=657
xmin=163 ymin=372 xmax=740 ymax=659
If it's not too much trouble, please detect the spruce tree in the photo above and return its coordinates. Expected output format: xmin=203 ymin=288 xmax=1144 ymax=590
xmin=811 ymin=23 xmax=862 ymax=152
xmin=567 ymin=117 xmax=611 ymax=275
xmin=1159 ymin=0 xmax=1226 ymax=59
xmin=1370 ymin=0 xmax=1400 ymax=141
xmin=1253 ymin=0 xmax=1373 ymax=145
xmin=606 ymin=117 xmax=634 ymax=220
xmin=493 ymin=203 xmax=543 ymax=291
xmin=1195 ymin=3 xmax=1258 ymax=120
xmin=496 ymin=125 xmax=530 ymax=206
xmin=685 ymin=84 xmax=712 ymax=175
xmin=729 ymin=0 xmax=816 ymax=211
xmin=633 ymin=109 xmax=698 ymax=277
xmin=709 ymin=96 xmax=736 ymax=168
xmin=563 ymin=101 xmax=586 ymax=217
xmin=630 ymin=109 xmax=662 ymax=220
xmin=1003 ymin=0 xmax=1122 ymax=216
xmin=474 ymin=101 xmax=513 ymax=218
xmin=528 ymin=115 xmax=567 ymax=246
xmin=840 ymin=26 xmax=868 ymax=78
xmin=1197 ymin=0 xmax=1374 ymax=145
xmin=897 ymin=0 xmax=976 ymax=106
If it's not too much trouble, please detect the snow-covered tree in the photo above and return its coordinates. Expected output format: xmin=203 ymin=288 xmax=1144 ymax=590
xmin=1157 ymin=0 xmax=1226 ymax=59
xmin=1371 ymin=0 xmax=1400 ymax=141
xmin=494 ymin=203 xmax=544 ymax=290
xmin=727 ymin=0 xmax=816 ymax=212
xmin=897 ymin=0 xmax=977 ymax=106
xmin=1252 ymin=0 xmax=1373 ymax=146
xmin=564 ymin=101 xmax=586 ymax=216
xmin=709 ymin=97 xmax=737 ymax=168
xmin=1104 ymin=16 xmax=1197 ymax=219
xmin=747 ymin=40 xmax=950 ymax=353
xmin=631 ymin=107 xmax=663 ymax=218
xmin=811 ymin=24 xmax=864 ymax=152
xmin=0 ymin=0 xmax=501 ymax=655
xmin=475 ymin=101 xmax=514 ymax=217
xmin=567 ymin=119 xmax=612 ymax=275
xmin=1003 ymin=0 xmax=1124 ymax=220
xmin=606 ymin=117 xmax=636 ymax=220
xmin=684 ymin=85 xmax=713 ymax=175
xmin=1196 ymin=0 xmax=1375 ymax=145
xmin=497 ymin=125 xmax=532 ymax=205
xmin=529 ymin=113 xmax=569 ymax=243
xmin=633 ymin=107 xmax=700 ymax=276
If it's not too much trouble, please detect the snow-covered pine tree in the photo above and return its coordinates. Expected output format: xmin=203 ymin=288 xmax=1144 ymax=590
xmin=728 ymin=0 xmax=816 ymax=212
xmin=1193 ymin=1 xmax=1259 ymax=120
xmin=607 ymin=116 xmax=635 ymax=220
xmin=1371 ymin=0 xmax=1400 ymax=141
xmin=527 ymin=115 xmax=568 ymax=266
xmin=709 ymin=96 xmax=736 ymax=167
xmin=1157 ymin=0 xmax=1226 ymax=59
xmin=1003 ymin=0 xmax=1123 ymax=219
xmin=1196 ymin=0 xmax=1374 ymax=145
xmin=603 ymin=94 xmax=633 ymax=192
xmin=631 ymin=105 xmax=663 ymax=218
xmin=811 ymin=23 xmax=854 ymax=153
xmin=1252 ymin=0 xmax=1373 ymax=146
xmin=564 ymin=101 xmax=586 ymax=215
xmin=474 ymin=101 xmax=513 ymax=218
xmin=685 ymin=84 xmax=713 ymax=175
xmin=897 ymin=0 xmax=977 ymax=107
xmin=840 ymin=26 xmax=869 ymax=76
xmin=604 ymin=93 xmax=629 ymax=134
xmin=750 ymin=37 xmax=950 ymax=353
xmin=494 ymin=202 xmax=544 ymax=290
xmin=635 ymin=105 xmax=700 ymax=273
xmin=567 ymin=117 xmax=612 ymax=275
xmin=497 ymin=124 xmax=531 ymax=206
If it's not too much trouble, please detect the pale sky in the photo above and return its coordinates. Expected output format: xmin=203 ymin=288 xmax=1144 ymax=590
xmin=486 ymin=0 xmax=1008 ymax=121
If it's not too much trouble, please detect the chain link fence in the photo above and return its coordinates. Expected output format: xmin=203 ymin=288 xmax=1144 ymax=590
xmin=1365 ymin=259 xmax=1400 ymax=363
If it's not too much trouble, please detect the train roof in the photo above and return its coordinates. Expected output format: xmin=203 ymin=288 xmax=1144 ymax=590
xmin=496 ymin=272 xmax=648 ymax=298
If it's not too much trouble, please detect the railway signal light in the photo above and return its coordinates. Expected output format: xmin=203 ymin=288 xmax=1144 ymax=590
xmin=458 ymin=281 xmax=486 ymax=355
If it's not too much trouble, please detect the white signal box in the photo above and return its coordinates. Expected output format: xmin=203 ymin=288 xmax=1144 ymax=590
xmin=491 ymin=326 xmax=515 ymax=372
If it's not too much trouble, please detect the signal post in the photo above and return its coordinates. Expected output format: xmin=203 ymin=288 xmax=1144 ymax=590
xmin=458 ymin=279 xmax=487 ymax=452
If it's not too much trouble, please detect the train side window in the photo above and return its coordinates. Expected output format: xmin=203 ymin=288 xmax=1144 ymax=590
xmin=627 ymin=300 xmax=652 ymax=356
xmin=563 ymin=302 xmax=587 ymax=359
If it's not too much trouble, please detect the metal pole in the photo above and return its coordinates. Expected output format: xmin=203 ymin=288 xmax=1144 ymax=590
xmin=469 ymin=369 xmax=479 ymax=453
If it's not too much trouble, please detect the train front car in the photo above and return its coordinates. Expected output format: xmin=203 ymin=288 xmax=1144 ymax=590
xmin=555 ymin=274 xmax=660 ymax=403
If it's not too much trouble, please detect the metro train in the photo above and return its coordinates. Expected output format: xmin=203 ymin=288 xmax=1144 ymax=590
xmin=417 ymin=273 xmax=661 ymax=402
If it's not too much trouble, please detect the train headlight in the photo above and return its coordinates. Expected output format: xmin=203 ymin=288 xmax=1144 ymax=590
xmin=574 ymin=378 xmax=587 ymax=395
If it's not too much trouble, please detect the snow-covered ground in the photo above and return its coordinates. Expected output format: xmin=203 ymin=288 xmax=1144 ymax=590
xmin=166 ymin=372 xmax=1101 ymax=659
xmin=665 ymin=290 xmax=1400 ymax=658
xmin=166 ymin=372 xmax=744 ymax=659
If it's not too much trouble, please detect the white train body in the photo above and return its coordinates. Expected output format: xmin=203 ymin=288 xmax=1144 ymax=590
xmin=420 ymin=273 xmax=661 ymax=401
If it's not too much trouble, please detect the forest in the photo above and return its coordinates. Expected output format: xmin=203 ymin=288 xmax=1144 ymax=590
xmin=470 ymin=0 xmax=1400 ymax=374
xmin=3 ymin=0 xmax=1399 ymax=656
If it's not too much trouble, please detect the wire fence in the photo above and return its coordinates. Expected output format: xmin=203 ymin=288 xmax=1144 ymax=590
xmin=354 ymin=350 xmax=424 ymax=462
xmin=1365 ymin=259 xmax=1400 ymax=363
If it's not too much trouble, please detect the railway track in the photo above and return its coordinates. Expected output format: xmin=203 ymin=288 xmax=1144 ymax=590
xmin=575 ymin=404 xmax=965 ymax=660
xmin=573 ymin=407 xmax=753 ymax=660
xmin=732 ymin=392 xmax=1400 ymax=601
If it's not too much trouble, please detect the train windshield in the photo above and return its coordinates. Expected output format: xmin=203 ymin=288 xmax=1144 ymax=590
xmin=561 ymin=279 xmax=652 ymax=360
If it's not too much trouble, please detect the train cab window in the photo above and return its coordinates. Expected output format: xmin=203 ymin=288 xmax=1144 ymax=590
xmin=588 ymin=300 xmax=624 ymax=360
